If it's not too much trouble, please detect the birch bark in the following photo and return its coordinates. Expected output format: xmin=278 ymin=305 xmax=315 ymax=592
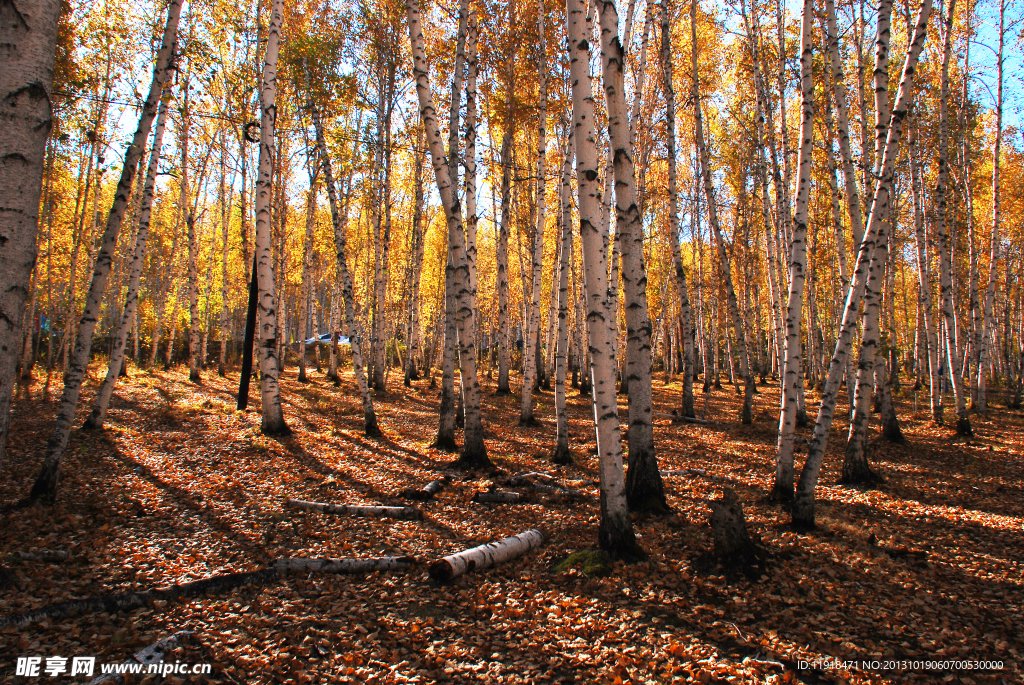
xmin=566 ymin=0 xmax=643 ymax=557
xmin=84 ymin=98 xmax=170 ymax=429
xmin=30 ymin=0 xmax=182 ymax=499
xmin=312 ymin=106 xmax=380 ymax=437
xmin=792 ymin=0 xmax=933 ymax=526
xmin=597 ymin=0 xmax=667 ymax=514
xmin=0 ymin=0 xmax=62 ymax=465
xmin=520 ymin=0 xmax=548 ymax=425
xmin=552 ymin=132 xmax=574 ymax=465
xmin=251 ymin=0 xmax=288 ymax=435
xmin=407 ymin=0 xmax=490 ymax=467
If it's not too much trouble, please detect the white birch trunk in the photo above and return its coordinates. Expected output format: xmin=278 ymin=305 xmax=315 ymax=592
xmin=407 ymin=0 xmax=490 ymax=466
xmin=0 ymin=0 xmax=63 ymax=467
xmin=29 ymin=0 xmax=181 ymax=499
xmin=792 ymin=0 xmax=933 ymax=527
xmin=428 ymin=529 xmax=544 ymax=582
xmin=520 ymin=0 xmax=547 ymax=425
xmin=496 ymin=129 xmax=513 ymax=394
xmin=311 ymin=106 xmax=379 ymax=436
xmin=84 ymin=98 xmax=170 ymax=429
xmin=552 ymin=133 xmax=574 ymax=464
xmin=405 ymin=130 xmax=427 ymax=386
xmin=183 ymin=88 xmax=201 ymax=386
xmin=297 ymin=161 xmax=318 ymax=383
xmin=285 ymin=499 xmax=422 ymax=520
xmin=218 ymin=128 xmax=231 ymax=377
xmin=597 ymin=0 xmax=666 ymax=514
xmin=771 ymin=0 xmax=815 ymax=502
xmin=566 ymin=0 xmax=643 ymax=558
xmin=252 ymin=0 xmax=288 ymax=435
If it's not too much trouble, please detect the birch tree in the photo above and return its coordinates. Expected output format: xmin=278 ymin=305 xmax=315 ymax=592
xmin=83 ymin=97 xmax=171 ymax=430
xmin=520 ymin=0 xmax=548 ymax=425
xmin=249 ymin=0 xmax=289 ymax=435
xmin=771 ymin=0 xmax=814 ymax=502
xmin=566 ymin=0 xmax=644 ymax=558
xmin=792 ymin=0 xmax=933 ymax=527
xmin=406 ymin=0 xmax=490 ymax=467
xmin=552 ymin=132 xmax=574 ymax=465
xmin=0 ymin=0 xmax=63 ymax=468
xmin=30 ymin=0 xmax=182 ymax=500
xmin=597 ymin=0 xmax=667 ymax=514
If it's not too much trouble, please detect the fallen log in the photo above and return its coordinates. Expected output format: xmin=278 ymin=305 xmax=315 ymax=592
xmin=0 ymin=565 xmax=278 ymax=630
xmin=653 ymin=411 xmax=712 ymax=424
xmin=400 ymin=479 xmax=446 ymax=501
xmin=8 ymin=549 xmax=68 ymax=563
xmin=507 ymin=475 xmax=583 ymax=497
xmin=0 ymin=567 xmax=280 ymax=629
xmin=428 ymin=529 xmax=545 ymax=582
xmin=471 ymin=490 xmax=521 ymax=503
xmin=90 ymin=631 xmax=193 ymax=684
xmin=285 ymin=499 xmax=423 ymax=520
xmin=660 ymin=468 xmax=739 ymax=484
xmin=2 ymin=552 xmax=420 ymax=629
xmin=274 ymin=556 xmax=416 ymax=574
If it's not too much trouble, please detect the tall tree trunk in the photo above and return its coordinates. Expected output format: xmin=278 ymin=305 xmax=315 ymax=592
xmin=843 ymin=0 xmax=899 ymax=482
xmin=183 ymin=86 xmax=202 ymax=386
xmin=218 ymin=128 xmax=231 ymax=377
xmin=407 ymin=0 xmax=490 ymax=467
xmin=252 ymin=0 xmax=289 ymax=435
xmin=597 ymin=0 xmax=667 ymax=514
xmin=29 ymin=0 xmax=181 ymax=499
xmin=84 ymin=99 xmax=170 ymax=430
xmin=465 ymin=9 xmax=480 ymax=356
xmin=520 ymin=0 xmax=547 ymax=425
xmin=773 ymin=0 xmax=815 ymax=503
xmin=312 ymin=105 xmax=379 ymax=437
xmin=436 ymin=0 xmax=470 ymax=445
xmin=792 ymin=0 xmax=933 ymax=527
xmin=298 ymin=157 xmax=319 ymax=383
xmin=661 ymin=0 xmax=695 ymax=419
xmin=552 ymin=133 xmax=574 ymax=465
xmin=405 ymin=129 xmax=427 ymax=386
xmin=976 ymin=0 xmax=1003 ymax=414
xmin=566 ymin=0 xmax=644 ymax=558
xmin=933 ymin=0 xmax=970 ymax=434
xmin=909 ymin=123 xmax=940 ymax=422
xmin=496 ymin=129 xmax=513 ymax=395
xmin=691 ymin=0 xmax=754 ymax=426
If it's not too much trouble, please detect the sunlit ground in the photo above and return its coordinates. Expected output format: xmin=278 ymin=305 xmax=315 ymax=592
xmin=1 ymin=357 xmax=1020 ymax=684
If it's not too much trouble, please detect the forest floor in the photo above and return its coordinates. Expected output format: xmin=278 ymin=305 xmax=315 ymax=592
xmin=1 ymin=358 xmax=1021 ymax=685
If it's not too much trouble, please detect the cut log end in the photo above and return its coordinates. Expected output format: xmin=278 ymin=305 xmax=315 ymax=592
xmin=428 ymin=529 xmax=545 ymax=583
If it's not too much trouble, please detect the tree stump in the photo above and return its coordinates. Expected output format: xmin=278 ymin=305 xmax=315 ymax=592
xmin=708 ymin=488 xmax=763 ymax=578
